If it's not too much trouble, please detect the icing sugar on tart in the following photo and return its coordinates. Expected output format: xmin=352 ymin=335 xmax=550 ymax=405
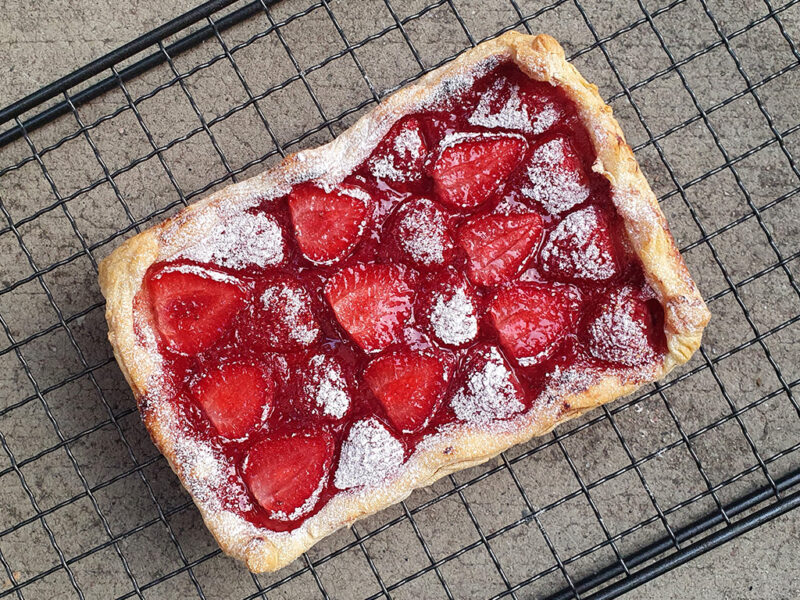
xmin=136 ymin=59 xmax=669 ymax=536
xmin=100 ymin=33 xmax=709 ymax=573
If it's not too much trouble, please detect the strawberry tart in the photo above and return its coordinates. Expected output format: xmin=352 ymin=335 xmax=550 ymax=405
xmin=99 ymin=33 xmax=710 ymax=572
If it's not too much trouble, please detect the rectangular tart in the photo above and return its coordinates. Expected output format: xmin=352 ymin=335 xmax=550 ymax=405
xmin=99 ymin=32 xmax=710 ymax=572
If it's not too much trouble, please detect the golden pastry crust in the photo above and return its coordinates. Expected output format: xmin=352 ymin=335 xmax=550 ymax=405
xmin=99 ymin=32 xmax=710 ymax=572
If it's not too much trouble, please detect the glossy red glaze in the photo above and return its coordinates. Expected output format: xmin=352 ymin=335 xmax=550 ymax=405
xmin=137 ymin=62 xmax=667 ymax=532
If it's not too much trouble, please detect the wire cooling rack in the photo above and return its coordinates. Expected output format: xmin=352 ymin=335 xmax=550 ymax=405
xmin=0 ymin=0 xmax=798 ymax=598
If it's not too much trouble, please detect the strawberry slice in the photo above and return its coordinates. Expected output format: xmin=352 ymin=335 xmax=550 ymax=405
xmin=457 ymin=212 xmax=544 ymax=286
xmin=364 ymin=351 xmax=446 ymax=433
xmin=432 ymin=134 xmax=528 ymax=209
xmin=238 ymin=275 xmax=320 ymax=352
xmin=145 ymin=263 xmax=248 ymax=355
xmin=295 ymin=353 xmax=352 ymax=421
xmin=243 ymin=433 xmax=333 ymax=520
xmin=288 ymin=182 xmax=369 ymax=264
xmin=324 ymin=263 xmax=414 ymax=352
xmin=418 ymin=270 xmax=480 ymax=348
xmin=489 ymin=283 xmax=581 ymax=367
xmin=191 ymin=363 xmax=273 ymax=439
xmin=449 ymin=344 xmax=525 ymax=424
xmin=369 ymin=117 xmax=428 ymax=184
xmin=586 ymin=287 xmax=660 ymax=367
xmin=389 ymin=197 xmax=454 ymax=270
xmin=522 ymin=136 xmax=590 ymax=215
xmin=540 ymin=206 xmax=619 ymax=282
xmin=469 ymin=75 xmax=563 ymax=135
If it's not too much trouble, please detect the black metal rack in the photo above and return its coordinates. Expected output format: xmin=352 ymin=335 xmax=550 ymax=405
xmin=0 ymin=0 xmax=798 ymax=598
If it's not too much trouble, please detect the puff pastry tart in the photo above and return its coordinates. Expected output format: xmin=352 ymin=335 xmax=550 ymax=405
xmin=99 ymin=32 xmax=710 ymax=572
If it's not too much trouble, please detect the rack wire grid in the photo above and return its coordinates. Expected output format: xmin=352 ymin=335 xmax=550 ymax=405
xmin=0 ymin=0 xmax=798 ymax=598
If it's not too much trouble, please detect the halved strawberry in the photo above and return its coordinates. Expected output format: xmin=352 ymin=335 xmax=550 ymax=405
xmin=369 ymin=117 xmax=428 ymax=184
xmin=145 ymin=263 xmax=248 ymax=355
xmin=432 ymin=134 xmax=528 ymax=209
xmin=324 ymin=263 xmax=414 ymax=352
xmin=191 ymin=363 xmax=273 ymax=439
xmin=469 ymin=75 xmax=563 ymax=135
xmin=449 ymin=344 xmax=525 ymax=424
xmin=489 ymin=283 xmax=581 ymax=367
xmin=389 ymin=197 xmax=454 ymax=270
xmin=457 ymin=212 xmax=544 ymax=286
xmin=288 ymin=182 xmax=369 ymax=264
xmin=295 ymin=353 xmax=352 ymax=421
xmin=334 ymin=417 xmax=405 ymax=489
xmin=522 ymin=136 xmax=590 ymax=215
xmin=237 ymin=275 xmax=320 ymax=352
xmin=417 ymin=270 xmax=480 ymax=347
xmin=364 ymin=351 xmax=446 ymax=433
xmin=586 ymin=287 xmax=660 ymax=367
xmin=243 ymin=433 xmax=333 ymax=520
xmin=540 ymin=206 xmax=619 ymax=282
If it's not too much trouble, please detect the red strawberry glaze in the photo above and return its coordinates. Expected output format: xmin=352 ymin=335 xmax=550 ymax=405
xmin=135 ymin=62 xmax=668 ymax=533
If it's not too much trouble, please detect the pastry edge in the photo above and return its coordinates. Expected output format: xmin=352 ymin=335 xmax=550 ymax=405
xmin=98 ymin=32 xmax=710 ymax=573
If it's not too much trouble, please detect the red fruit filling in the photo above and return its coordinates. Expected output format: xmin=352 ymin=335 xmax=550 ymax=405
xmin=364 ymin=351 xmax=446 ymax=433
xmin=585 ymin=287 xmax=660 ymax=367
xmin=468 ymin=74 xmax=563 ymax=135
xmin=369 ymin=117 xmax=428 ymax=185
xmin=417 ymin=270 xmax=480 ymax=348
xmin=294 ymin=353 xmax=352 ymax=421
xmin=457 ymin=211 xmax=544 ymax=286
xmin=449 ymin=344 xmax=526 ymax=424
xmin=540 ymin=206 xmax=619 ymax=282
xmin=135 ymin=61 xmax=668 ymax=533
xmin=432 ymin=133 xmax=527 ymax=209
xmin=324 ymin=263 xmax=414 ymax=353
xmin=522 ymin=135 xmax=590 ymax=215
xmin=145 ymin=263 xmax=248 ymax=355
xmin=289 ymin=182 xmax=369 ymax=264
xmin=489 ymin=283 xmax=581 ymax=367
xmin=387 ymin=197 xmax=455 ymax=270
xmin=243 ymin=433 xmax=333 ymax=520
xmin=191 ymin=363 xmax=273 ymax=439
xmin=236 ymin=275 xmax=320 ymax=352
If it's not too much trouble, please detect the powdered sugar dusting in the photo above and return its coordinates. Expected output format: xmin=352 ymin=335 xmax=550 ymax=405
xmin=469 ymin=77 xmax=560 ymax=134
xmin=179 ymin=212 xmax=285 ymax=269
xmin=334 ymin=418 xmax=404 ymax=490
xmin=261 ymin=284 xmax=320 ymax=346
xmin=211 ymin=510 xmax=262 ymax=549
xmin=522 ymin=138 xmax=590 ymax=214
xmin=339 ymin=185 xmax=372 ymax=204
xmin=537 ymin=364 xmax=599 ymax=411
xmin=369 ymin=123 xmax=426 ymax=182
xmin=159 ymin=403 xmax=252 ymax=511
xmin=531 ymin=102 xmax=561 ymax=135
xmin=450 ymin=346 xmax=525 ymax=424
xmin=172 ymin=430 xmax=226 ymax=492
xmin=541 ymin=207 xmax=617 ymax=281
xmin=164 ymin=263 xmax=242 ymax=285
xmin=429 ymin=285 xmax=478 ymax=347
xmin=303 ymin=354 xmax=351 ymax=419
xmin=271 ymin=471 xmax=327 ymax=522
xmin=370 ymin=156 xmax=404 ymax=181
xmin=395 ymin=126 xmax=424 ymax=157
xmin=438 ymin=130 xmax=525 ymax=152
xmin=398 ymin=198 xmax=448 ymax=266
xmin=588 ymin=288 xmax=656 ymax=366
xmin=133 ymin=309 xmax=165 ymax=395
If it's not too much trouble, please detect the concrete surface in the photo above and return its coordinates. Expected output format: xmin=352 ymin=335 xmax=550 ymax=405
xmin=0 ymin=0 xmax=799 ymax=598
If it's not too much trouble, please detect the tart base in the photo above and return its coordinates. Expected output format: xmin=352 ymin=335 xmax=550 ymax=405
xmin=99 ymin=32 xmax=710 ymax=572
